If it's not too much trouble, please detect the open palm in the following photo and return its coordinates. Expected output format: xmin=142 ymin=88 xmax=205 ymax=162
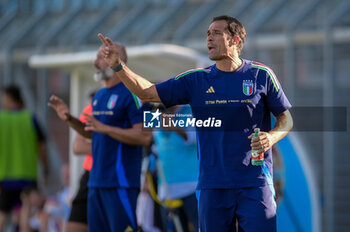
xmin=48 ymin=95 xmax=70 ymax=121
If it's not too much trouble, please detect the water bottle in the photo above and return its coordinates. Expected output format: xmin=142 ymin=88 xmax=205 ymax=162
xmin=251 ymin=128 xmax=264 ymax=166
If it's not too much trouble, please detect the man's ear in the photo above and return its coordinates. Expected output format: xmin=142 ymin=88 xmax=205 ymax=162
xmin=228 ymin=35 xmax=240 ymax=47
xmin=233 ymin=35 xmax=240 ymax=45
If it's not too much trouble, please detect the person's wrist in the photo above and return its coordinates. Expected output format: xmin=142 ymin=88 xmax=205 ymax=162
xmin=103 ymin=124 xmax=112 ymax=134
xmin=112 ymin=61 xmax=124 ymax=72
xmin=266 ymin=131 xmax=275 ymax=146
xmin=64 ymin=113 xmax=72 ymax=122
xmin=111 ymin=60 xmax=120 ymax=69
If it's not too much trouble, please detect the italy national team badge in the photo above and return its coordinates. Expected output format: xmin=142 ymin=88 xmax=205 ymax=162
xmin=107 ymin=94 xmax=118 ymax=109
xmin=243 ymin=80 xmax=254 ymax=96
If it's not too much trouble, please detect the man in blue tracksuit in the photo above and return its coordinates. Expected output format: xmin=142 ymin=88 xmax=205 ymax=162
xmin=97 ymin=15 xmax=293 ymax=232
xmin=49 ymin=43 xmax=151 ymax=232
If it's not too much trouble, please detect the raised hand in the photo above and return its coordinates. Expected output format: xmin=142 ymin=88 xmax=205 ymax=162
xmin=48 ymin=95 xmax=71 ymax=121
xmin=98 ymin=33 xmax=121 ymax=68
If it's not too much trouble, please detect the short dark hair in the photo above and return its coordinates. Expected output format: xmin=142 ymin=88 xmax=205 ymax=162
xmin=212 ymin=16 xmax=246 ymax=55
xmin=2 ymin=85 xmax=24 ymax=107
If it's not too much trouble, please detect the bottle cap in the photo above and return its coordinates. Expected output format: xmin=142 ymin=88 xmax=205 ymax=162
xmin=254 ymin=128 xmax=260 ymax=133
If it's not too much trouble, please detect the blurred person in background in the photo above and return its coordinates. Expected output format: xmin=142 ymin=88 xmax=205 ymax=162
xmin=48 ymin=43 xmax=151 ymax=232
xmin=65 ymin=91 xmax=96 ymax=232
xmin=271 ymin=146 xmax=284 ymax=205
xmin=136 ymin=153 xmax=162 ymax=232
xmin=19 ymin=163 xmax=70 ymax=232
xmin=19 ymin=186 xmax=52 ymax=232
xmin=0 ymin=85 xmax=49 ymax=232
xmin=153 ymin=105 xmax=198 ymax=232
